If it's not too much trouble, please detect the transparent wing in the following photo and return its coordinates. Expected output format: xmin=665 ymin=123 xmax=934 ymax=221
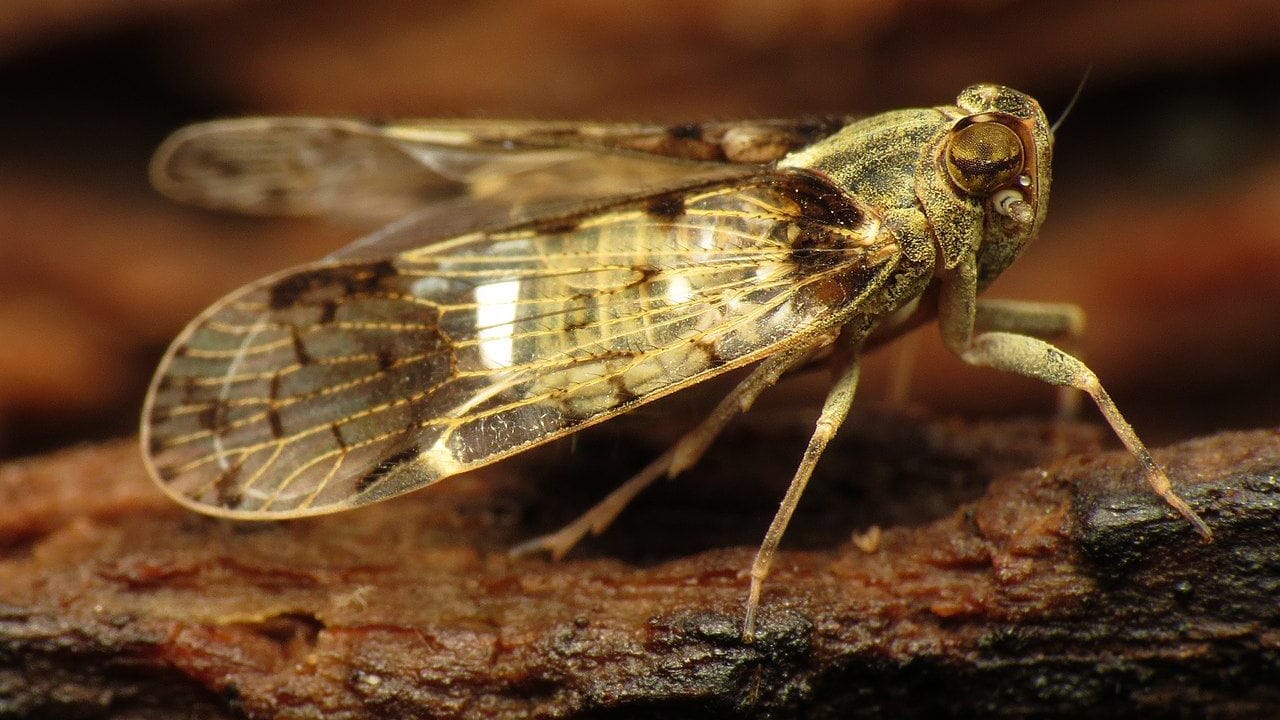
xmin=149 ymin=117 xmax=854 ymax=223
xmin=141 ymin=171 xmax=898 ymax=518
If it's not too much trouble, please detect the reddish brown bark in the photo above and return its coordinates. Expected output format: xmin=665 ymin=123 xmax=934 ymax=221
xmin=3 ymin=415 xmax=1277 ymax=718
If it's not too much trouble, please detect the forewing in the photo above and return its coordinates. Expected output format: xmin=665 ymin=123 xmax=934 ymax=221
xmin=142 ymin=171 xmax=897 ymax=518
xmin=150 ymin=117 xmax=853 ymax=223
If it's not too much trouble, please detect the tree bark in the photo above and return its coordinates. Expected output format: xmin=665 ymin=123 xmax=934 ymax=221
xmin=1 ymin=411 xmax=1277 ymax=719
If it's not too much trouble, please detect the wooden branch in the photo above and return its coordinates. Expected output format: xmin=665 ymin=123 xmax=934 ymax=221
xmin=1 ymin=412 xmax=1277 ymax=718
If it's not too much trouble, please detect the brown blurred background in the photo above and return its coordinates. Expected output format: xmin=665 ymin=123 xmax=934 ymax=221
xmin=1 ymin=0 xmax=1278 ymax=460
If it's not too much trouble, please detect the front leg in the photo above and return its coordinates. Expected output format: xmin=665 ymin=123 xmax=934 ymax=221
xmin=938 ymin=259 xmax=1212 ymax=540
xmin=975 ymin=298 xmax=1085 ymax=419
xmin=974 ymin=298 xmax=1084 ymax=342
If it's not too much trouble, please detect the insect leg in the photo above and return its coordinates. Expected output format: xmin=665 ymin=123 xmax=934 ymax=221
xmin=510 ymin=335 xmax=834 ymax=561
xmin=957 ymin=331 xmax=1210 ymax=539
xmin=743 ymin=352 xmax=861 ymax=642
xmin=885 ymin=328 xmax=923 ymax=405
xmin=975 ymin=299 xmax=1086 ymax=420
xmin=939 ymin=261 xmax=1211 ymax=540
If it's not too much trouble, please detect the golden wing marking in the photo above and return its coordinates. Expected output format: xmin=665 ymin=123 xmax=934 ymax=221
xmin=177 ymin=336 xmax=296 ymax=359
xmin=162 ymin=258 xmax=777 ymax=402
xmin=157 ymin=266 xmax=785 ymax=456
xmin=182 ymin=282 xmax=792 ymax=510
xmin=327 ymin=270 xmax=819 ymax=508
xmin=152 ymin=267 xmax=757 ymax=445
xmin=413 ymin=277 xmax=808 ymax=446
xmin=142 ymin=171 xmax=896 ymax=518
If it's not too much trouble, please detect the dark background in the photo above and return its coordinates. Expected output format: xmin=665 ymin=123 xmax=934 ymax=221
xmin=2 ymin=0 xmax=1278 ymax=460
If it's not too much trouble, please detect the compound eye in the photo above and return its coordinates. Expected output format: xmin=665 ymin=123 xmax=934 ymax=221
xmin=944 ymin=121 xmax=1024 ymax=196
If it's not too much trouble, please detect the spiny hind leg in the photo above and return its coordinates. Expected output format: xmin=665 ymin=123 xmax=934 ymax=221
xmin=509 ymin=335 xmax=833 ymax=561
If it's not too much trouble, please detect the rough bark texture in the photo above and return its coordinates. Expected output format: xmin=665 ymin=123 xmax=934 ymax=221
xmin=3 ymin=413 xmax=1277 ymax=719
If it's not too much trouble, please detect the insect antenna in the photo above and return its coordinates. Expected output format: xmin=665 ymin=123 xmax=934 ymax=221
xmin=1050 ymin=67 xmax=1092 ymax=137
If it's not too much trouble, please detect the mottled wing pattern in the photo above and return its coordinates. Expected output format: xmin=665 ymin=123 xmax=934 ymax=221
xmin=142 ymin=171 xmax=898 ymax=518
xmin=149 ymin=117 xmax=855 ymax=223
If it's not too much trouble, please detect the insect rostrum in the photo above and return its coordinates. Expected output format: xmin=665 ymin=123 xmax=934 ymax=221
xmin=141 ymin=84 xmax=1211 ymax=642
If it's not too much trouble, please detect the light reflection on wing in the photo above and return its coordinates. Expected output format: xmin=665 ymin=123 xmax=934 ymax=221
xmin=141 ymin=171 xmax=898 ymax=518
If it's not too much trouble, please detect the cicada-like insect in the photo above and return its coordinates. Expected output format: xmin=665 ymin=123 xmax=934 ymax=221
xmin=141 ymin=85 xmax=1210 ymax=640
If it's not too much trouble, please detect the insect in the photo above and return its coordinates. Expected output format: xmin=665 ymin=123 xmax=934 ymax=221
xmin=140 ymin=85 xmax=1212 ymax=641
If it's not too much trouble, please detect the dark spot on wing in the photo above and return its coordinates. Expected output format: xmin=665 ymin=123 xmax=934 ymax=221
xmin=356 ymin=445 xmax=421 ymax=494
xmin=267 ymin=408 xmax=285 ymax=439
xmin=609 ymin=376 xmax=639 ymax=404
xmin=644 ymin=192 xmax=686 ymax=220
xmin=765 ymin=171 xmax=870 ymax=272
xmin=532 ymin=216 xmax=581 ymax=235
xmin=775 ymin=171 xmax=864 ymax=228
xmin=626 ymin=264 xmax=661 ymax=291
xmin=290 ymin=327 xmax=313 ymax=365
xmin=197 ymin=401 xmax=229 ymax=431
xmin=559 ymin=413 xmax=586 ymax=429
xmin=563 ymin=302 xmax=591 ymax=333
xmin=376 ymin=349 xmax=396 ymax=371
xmin=788 ymin=228 xmax=849 ymax=272
xmin=330 ymin=423 xmax=349 ymax=451
xmin=787 ymin=117 xmax=855 ymax=145
xmin=364 ymin=259 xmax=399 ymax=280
xmin=319 ymin=300 xmax=337 ymax=323
xmin=268 ymin=260 xmax=398 ymax=310
xmin=214 ymin=461 xmax=245 ymax=508
xmin=668 ymin=123 xmax=703 ymax=140
xmin=269 ymin=272 xmax=324 ymax=310
xmin=693 ymin=338 xmax=727 ymax=368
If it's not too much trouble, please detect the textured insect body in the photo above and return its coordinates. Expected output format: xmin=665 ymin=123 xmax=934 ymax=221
xmin=142 ymin=85 xmax=1209 ymax=641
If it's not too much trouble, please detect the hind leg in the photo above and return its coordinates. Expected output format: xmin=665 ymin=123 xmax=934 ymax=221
xmin=510 ymin=335 xmax=833 ymax=560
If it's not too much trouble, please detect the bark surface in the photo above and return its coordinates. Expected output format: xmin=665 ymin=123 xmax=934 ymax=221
xmin=2 ymin=412 xmax=1277 ymax=719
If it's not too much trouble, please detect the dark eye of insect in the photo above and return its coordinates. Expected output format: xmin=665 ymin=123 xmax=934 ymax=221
xmin=944 ymin=121 xmax=1024 ymax=196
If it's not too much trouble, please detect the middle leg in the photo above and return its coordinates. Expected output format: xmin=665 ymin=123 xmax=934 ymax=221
xmin=743 ymin=351 xmax=862 ymax=642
